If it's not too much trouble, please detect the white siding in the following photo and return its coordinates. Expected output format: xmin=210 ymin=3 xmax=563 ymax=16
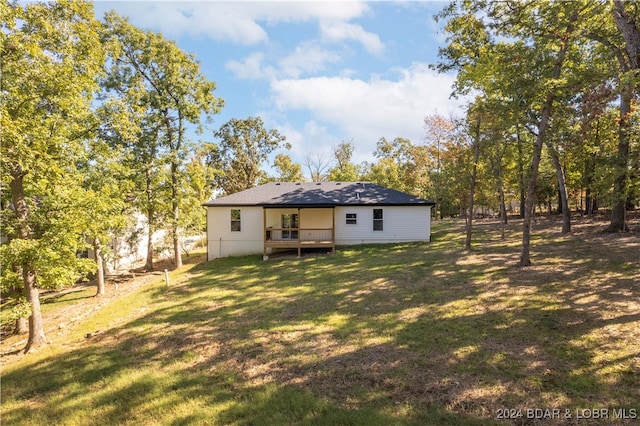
xmin=335 ymin=206 xmax=431 ymax=245
xmin=264 ymin=208 xmax=333 ymax=228
xmin=299 ymin=208 xmax=333 ymax=228
xmin=207 ymin=206 xmax=263 ymax=260
xmin=206 ymin=205 xmax=432 ymax=259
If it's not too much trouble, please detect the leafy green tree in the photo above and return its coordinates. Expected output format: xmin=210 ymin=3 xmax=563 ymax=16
xmin=208 ymin=117 xmax=289 ymax=194
xmin=423 ymin=115 xmax=456 ymax=218
xmin=595 ymin=1 xmax=640 ymax=231
xmin=78 ymin=138 xmax=131 ymax=296
xmin=365 ymin=137 xmax=431 ymax=197
xmin=464 ymin=104 xmax=482 ymax=250
xmin=98 ymin=96 xmax=167 ymax=271
xmin=269 ymin=154 xmax=306 ymax=182
xmin=328 ymin=141 xmax=363 ymax=182
xmin=362 ymin=157 xmax=405 ymax=192
xmin=436 ymin=1 xmax=593 ymax=265
xmin=102 ymin=12 xmax=224 ymax=268
xmin=573 ymin=83 xmax=618 ymax=215
xmin=179 ymin=150 xmax=215 ymax=246
xmin=1 ymin=0 xmax=105 ymax=352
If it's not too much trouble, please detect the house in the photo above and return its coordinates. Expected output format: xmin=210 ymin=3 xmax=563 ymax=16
xmin=203 ymin=181 xmax=436 ymax=260
xmin=85 ymin=212 xmax=169 ymax=272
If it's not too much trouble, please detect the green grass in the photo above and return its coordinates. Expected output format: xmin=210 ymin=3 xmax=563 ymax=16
xmin=2 ymin=218 xmax=639 ymax=425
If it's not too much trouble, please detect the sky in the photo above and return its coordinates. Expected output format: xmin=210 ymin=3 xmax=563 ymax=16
xmin=93 ymin=1 xmax=467 ymax=174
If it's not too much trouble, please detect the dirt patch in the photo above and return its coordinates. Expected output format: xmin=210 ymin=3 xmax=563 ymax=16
xmin=0 ymin=257 xmax=177 ymax=359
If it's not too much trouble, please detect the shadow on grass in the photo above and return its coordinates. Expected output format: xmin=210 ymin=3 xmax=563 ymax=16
xmin=2 ymin=221 xmax=638 ymax=425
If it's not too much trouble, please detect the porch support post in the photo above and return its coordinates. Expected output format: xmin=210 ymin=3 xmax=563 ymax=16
xmin=331 ymin=207 xmax=335 ymax=254
xmin=297 ymin=208 xmax=301 ymax=258
xmin=263 ymin=208 xmax=268 ymax=260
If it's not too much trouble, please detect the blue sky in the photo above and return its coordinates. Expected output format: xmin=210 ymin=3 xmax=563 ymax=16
xmin=93 ymin=1 xmax=466 ymax=174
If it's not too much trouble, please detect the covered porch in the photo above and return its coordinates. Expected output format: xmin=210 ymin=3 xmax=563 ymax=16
xmin=263 ymin=207 xmax=335 ymax=259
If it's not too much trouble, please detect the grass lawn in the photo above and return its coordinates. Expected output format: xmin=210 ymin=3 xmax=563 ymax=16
xmin=1 ymin=217 xmax=639 ymax=425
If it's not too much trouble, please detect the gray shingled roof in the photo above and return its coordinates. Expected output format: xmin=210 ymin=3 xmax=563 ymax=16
xmin=203 ymin=182 xmax=435 ymax=207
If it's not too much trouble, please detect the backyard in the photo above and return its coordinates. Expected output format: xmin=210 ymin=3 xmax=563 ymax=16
xmin=1 ymin=216 xmax=638 ymax=425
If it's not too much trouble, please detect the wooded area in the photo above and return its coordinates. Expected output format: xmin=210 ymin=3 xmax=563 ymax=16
xmin=1 ymin=0 xmax=638 ymax=354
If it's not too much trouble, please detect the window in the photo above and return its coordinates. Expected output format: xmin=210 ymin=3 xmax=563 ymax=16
xmin=346 ymin=213 xmax=357 ymax=225
xmin=231 ymin=209 xmax=241 ymax=232
xmin=373 ymin=208 xmax=383 ymax=231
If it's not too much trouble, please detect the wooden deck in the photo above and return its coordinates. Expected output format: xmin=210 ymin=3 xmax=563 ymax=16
xmin=263 ymin=227 xmax=335 ymax=258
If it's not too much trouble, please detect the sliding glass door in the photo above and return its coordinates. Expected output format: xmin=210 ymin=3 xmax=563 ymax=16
xmin=281 ymin=213 xmax=299 ymax=239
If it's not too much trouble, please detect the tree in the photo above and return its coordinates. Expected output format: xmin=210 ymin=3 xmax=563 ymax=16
xmin=436 ymin=1 xmax=592 ymax=265
xmin=424 ymin=115 xmax=456 ymax=218
xmin=328 ymin=141 xmax=362 ymax=181
xmin=78 ymin=138 xmax=131 ymax=296
xmin=304 ymin=152 xmax=332 ymax=183
xmin=365 ymin=137 xmax=431 ymax=197
xmin=270 ymin=154 xmax=306 ymax=182
xmin=208 ymin=117 xmax=289 ymax=194
xmin=363 ymin=157 xmax=405 ymax=192
xmin=179 ymin=149 xmax=217 ymax=246
xmin=465 ymin=106 xmax=482 ymax=250
xmin=603 ymin=1 xmax=640 ymax=231
xmin=103 ymin=12 xmax=224 ymax=268
xmin=573 ymin=83 xmax=618 ymax=215
xmin=99 ymin=97 xmax=167 ymax=271
xmin=1 ymin=0 xmax=104 ymax=352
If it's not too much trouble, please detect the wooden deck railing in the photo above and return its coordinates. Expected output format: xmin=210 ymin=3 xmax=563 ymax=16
xmin=266 ymin=227 xmax=333 ymax=242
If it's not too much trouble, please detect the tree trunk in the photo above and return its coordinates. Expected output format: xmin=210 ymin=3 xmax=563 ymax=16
xmin=583 ymin=120 xmax=598 ymax=215
xmin=23 ymin=268 xmax=46 ymax=353
xmin=145 ymin=219 xmax=154 ymax=271
xmin=608 ymin=84 xmax=632 ymax=232
xmin=516 ymin=127 xmax=526 ymax=218
xmin=498 ymin=178 xmax=507 ymax=240
xmin=520 ymin=18 xmax=575 ymax=266
xmin=94 ymin=238 xmax=106 ymax=297
xmin=607 ymin=1 xmax=639 ymax=232
xmin=165 ymin=110 xmax=183 ymax=269
xmin=584 ymin=183 xmax=594 ymax=215
xmin=10 ymin=172 xmax=47 ymax=353
xmin=145 ymin=167 xmax=154 ymax=271
xmin=613 ymin=1 xmax=640 ymax=69
xmin=14 ymin=317 xmax=28 ymax=334
xmin=549 ymin=145 xmax=571 ymax=233
xmin=171 ymin=160 xmax=182 ymax=269
xmin=465 ymin=120 xmax=481 ymax=251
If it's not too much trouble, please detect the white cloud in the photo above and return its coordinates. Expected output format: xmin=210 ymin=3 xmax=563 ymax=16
xmin=278 ymin=43 xmax=342 ymax=78
xmin=269 ymin=63 xmax=466 ymax=163
xmin=96 ymin=1 xmax=372 ymax=45
xmin=99 ymin=3 xmax=268 ymax=44
xmin=319 ymin=21 xmax=384 ymax=55
xmin=228 ymin=44 xmax=341 ymax=80
xmin=226 ymin=52 xmax=277 ymax=80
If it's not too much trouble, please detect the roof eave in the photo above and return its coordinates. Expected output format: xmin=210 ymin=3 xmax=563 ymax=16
xmin=203 ymin=201 xmax=436 ymax=207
